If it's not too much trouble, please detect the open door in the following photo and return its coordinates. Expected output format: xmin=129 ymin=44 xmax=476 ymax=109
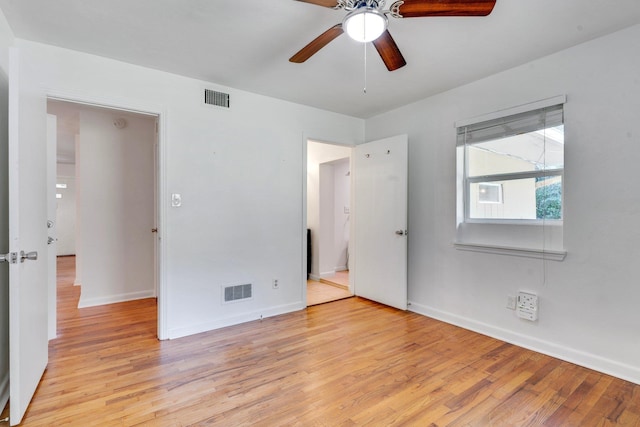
xmin=7 ymin=48 xmax=49 ymax=425
xmin=353 ymin=135 xmax=408 ymax=310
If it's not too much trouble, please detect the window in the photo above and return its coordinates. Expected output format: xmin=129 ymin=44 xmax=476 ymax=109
xmin=457 ymin=103 xmax=564 ymax=222
xmin=478 ymin=183 xmax=503 ymax=204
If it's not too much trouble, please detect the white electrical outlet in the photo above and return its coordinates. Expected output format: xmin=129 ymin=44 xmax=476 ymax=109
xmin=517 ymin=291 xmax=538 ymax=321
xmin=272 ymin=279 xmax=279 ymax=289
xmin=507 ymin=295 xmax=516 ymax=310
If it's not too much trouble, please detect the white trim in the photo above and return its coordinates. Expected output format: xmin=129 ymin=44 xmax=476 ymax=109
xmin=44 ymin=89 xmax=169 ymax=340
xmin=408 ymin=301 xmax=640 ymax=386
xmin=455 ymin=95 xmax=567 ymax=128
xmin=77 ymin=290 xmax=156 ymax=308
xmin=467 ymin=169 xmax=563 ymax=183
xmin=47 ymin=93 xmax=160 ymax=118
xmin=463 ymin=218 xmax=563 ymax=226
xmin=167 ymin=302 xmax=304 ymax=339
xmin=454 ymin=241 xmax=566 ymax=261
xmin=302 ymin=134 xmax=308 ymax=307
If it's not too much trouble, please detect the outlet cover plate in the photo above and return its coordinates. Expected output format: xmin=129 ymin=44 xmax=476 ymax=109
xmin=517 ymin=291 xmax=538 ymax=321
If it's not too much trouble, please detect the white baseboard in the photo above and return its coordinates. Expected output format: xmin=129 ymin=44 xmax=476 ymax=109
xmin=0 ymin=370 xmax=8 ymax=414
xmin=335 ymin=266 xmax=348 ymax=272
xmin=78 ymin=289 xmax=156 ymax=308
xmin=310 ymin=270 xmax=348 ymax=280
xmin=167 ymin=302 xmax=304 ymax=340
xmin=408 ymin=301 xmax=640 ymax=386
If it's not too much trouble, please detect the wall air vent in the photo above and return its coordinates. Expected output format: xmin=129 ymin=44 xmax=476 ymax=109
xmin=223 ymin=283 xmax=252 ymax=303
xmin=204 ymin=89 xmax=230 ymax=108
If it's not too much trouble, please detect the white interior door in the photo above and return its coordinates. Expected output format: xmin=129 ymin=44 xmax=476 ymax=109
xmin=353 ymin=134 xmax=408 ymax=310
xmin=8 ymin=48 xmax=49 ymax=425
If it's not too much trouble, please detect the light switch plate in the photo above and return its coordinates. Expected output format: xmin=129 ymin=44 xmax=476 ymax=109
xmin=171 ymin=193 xmax=182 ymax=207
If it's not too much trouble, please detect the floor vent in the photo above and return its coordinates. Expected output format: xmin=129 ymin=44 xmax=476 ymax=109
xmin=224 ymin=284 xmax=252 ymax=303
xmin=204 ymin=89 xmax=230 ymax=108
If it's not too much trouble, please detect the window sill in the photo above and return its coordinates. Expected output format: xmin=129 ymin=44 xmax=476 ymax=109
xmin=454 ymin=242 xmax=566 ymax=261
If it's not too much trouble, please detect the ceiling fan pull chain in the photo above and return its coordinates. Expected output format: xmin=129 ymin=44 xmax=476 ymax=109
xmin=363 ymin=40 xmax=367 ymax=94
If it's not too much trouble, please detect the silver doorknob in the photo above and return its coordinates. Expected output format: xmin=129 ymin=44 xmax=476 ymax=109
xmin=395 ymin=230 xmax=407 ymax=236
xmin=20 ymin=251 xmax=38 ymax=263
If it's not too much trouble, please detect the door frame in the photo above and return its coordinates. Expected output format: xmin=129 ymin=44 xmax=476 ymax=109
xmin=302 ymin=137 xmax=356 ymax=306
xmin=45 ymin=90 xmax=168 ymax=339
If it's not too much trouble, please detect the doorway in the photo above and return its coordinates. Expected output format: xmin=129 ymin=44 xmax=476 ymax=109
xmin=46 ymin=99 xmax=160 ymax=335
xmin=305 ymin=140 xmax=353 ymax=306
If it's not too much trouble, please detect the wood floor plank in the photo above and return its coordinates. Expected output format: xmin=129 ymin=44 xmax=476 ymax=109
xmin=13 ymin=256 xmax=640 ymax=426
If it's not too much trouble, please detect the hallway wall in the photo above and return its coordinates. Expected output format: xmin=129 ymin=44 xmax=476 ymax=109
xmin=77 ymin=107 xmax=156 ymax=307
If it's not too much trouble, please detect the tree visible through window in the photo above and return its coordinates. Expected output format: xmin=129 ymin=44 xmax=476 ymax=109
xmin=536 ymin=178 xmax=562 ymax=220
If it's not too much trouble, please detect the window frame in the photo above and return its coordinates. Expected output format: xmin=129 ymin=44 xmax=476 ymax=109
xmin=458 ymin=97 xmax=565 ymax=225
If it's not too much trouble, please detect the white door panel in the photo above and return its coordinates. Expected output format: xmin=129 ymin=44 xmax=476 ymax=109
xmin=353 ymin=135 xmax=408 ymax=310
xmin=8 ymin=48 xmax=49 ymax=425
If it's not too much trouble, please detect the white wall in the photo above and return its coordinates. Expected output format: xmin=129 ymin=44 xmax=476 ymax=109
xmin=55 ymin=171 xmax=76 ymax=256
xmin=76 ymin=108 xmax=156 ymax=307
xmin=16 ymin=40 xmax=364 ymax=338
xmin=0 ymin=7 xmax=12 ymax=411
xmin=332 ymin=159 xmax=350 ymax=271
xmin=318 ymin=163 xmax=335 ymax=278
xmin=365 ymin=24 xmax=640 ymax=384
xmin=306 ymin=141 xmax=352 ymax=280
xmin=317 ymin=158 xmax=350 ymax=277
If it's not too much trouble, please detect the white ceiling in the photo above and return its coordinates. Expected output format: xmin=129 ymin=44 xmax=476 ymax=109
xmin=2 ymin=1 xmax=640 ymax=118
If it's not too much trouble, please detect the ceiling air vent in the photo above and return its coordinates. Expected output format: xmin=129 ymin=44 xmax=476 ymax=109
xmin=204 ymin=89 xmax=230 ymax=108
xmin=223 ymin=283 xmax=252 ymax=303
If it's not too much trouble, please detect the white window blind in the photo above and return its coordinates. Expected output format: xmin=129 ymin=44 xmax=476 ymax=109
xmin=457 ymin=104 xmax=564 ymax=147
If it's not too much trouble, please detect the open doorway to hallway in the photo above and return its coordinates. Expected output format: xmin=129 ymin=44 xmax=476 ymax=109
xmin=306 ymin=140 xmax=353 ymax=306
xmin=47 ymin=99 xmax=159 ymax=334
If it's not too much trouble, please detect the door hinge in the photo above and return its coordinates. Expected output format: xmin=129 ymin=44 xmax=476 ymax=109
xmin=0 ymin=252 xmax=18 ymax=264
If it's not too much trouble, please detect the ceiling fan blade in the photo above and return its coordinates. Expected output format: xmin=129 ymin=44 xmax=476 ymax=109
xmin=290 ymin=24 xmax=344 ymax=63
xmin=294 ymin=0 xmax=339 ymax=7
xmin=372 ymin=30 xmax=407 ymax=71
xmin=398 ymin=0 xmax=496 ymax=17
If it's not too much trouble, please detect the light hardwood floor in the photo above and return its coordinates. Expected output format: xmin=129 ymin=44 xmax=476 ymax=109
xmin=306 ymin=278 xmax=352 ymax=305
xmin=13 ymin=256 xmax=640 ymax=425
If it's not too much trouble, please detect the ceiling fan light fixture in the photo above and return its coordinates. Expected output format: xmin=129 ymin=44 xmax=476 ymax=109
xmin=343 ymin=8 xmax=388 ymax=43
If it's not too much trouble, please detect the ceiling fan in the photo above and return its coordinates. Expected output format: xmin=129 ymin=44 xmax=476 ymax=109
xmin=290 ymin=0 xmax=496 ymax=71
